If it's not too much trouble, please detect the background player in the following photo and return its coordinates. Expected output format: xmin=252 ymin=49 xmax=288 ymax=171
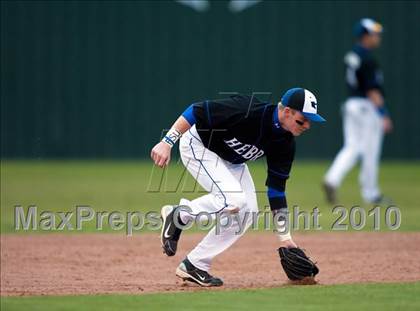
xmin=323 ymin=18 xmax=393 ymax=204
xmin=151 ymin=88 xmax=324 ymax=286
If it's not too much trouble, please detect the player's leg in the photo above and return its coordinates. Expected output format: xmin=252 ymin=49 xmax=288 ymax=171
xmin=178 ymin=127 xmax=248 ymax=222
xmin=186 ymin=162 xmax=258 ymax=272
xmin=359 ymin=101 xmax=384 ymax=203
xmin=161 ymin=126 xmax=246 ymax=257
xmin=229 ymin=162 xmax=259 ymax=225
xmin=172 ymin=127 xmax=257 ymax=286
xmin=324 ymin=99 xmax=363 ymax=201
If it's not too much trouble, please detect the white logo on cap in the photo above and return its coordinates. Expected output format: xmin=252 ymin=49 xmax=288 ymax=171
xmin=361 ymin=18 xmax=383 ymax=34
xmin=302 ymin=89 xmax=318 ymax=114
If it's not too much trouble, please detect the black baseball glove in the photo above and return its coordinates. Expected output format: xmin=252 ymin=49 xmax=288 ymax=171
xmin=278 ymin=247 xmax=319 ymax=281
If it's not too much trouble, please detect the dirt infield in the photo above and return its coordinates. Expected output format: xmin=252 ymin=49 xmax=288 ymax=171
xmin=1 ymin=232 xmax=420 ymax=296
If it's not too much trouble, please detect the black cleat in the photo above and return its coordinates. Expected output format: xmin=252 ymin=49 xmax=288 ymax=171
xmin=322 ymin=182 xmax=337 ymax=205
xmin=160 ymin=205 xmax=183 ymax=256
xmin=176 ymin=258 xmax=223 ymax=287
xmin=370 ymin=195 xmax=393 ymax=205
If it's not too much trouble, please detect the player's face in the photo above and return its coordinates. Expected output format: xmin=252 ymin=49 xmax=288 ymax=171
xmin=288 ymin=109 xmax=311 ymax=136
xmin=371 ymin=33 xmax=381 ymax=48
xmin=366 ymin=33 xmax=381 ymax=49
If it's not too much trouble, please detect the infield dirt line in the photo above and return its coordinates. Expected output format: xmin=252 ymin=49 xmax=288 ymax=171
xmin=1 ymin=232 xmax=420 ymax=296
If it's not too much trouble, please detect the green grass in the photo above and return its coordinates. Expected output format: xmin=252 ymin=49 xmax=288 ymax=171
xmin=1 ymin=162 xmax=420 ymax=310
xmin=2 ymin=282 xmax=420 ymax=311
xmin=1 ymin=160 xmax=420 ymax=233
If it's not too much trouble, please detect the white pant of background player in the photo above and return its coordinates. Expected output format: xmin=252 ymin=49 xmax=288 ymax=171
xmin=325 ymin=97 xmax=384 ymax=202
xmin=177 ymin=125 xmax=258 ymax=272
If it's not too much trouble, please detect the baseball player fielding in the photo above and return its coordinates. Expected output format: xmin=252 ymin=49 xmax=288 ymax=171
xmin=151 ymin=87 xmax=324 ymax=286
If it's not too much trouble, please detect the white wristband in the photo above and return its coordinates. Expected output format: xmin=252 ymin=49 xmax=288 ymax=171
xmin=277 ymin=231 xmax=292 ymax=242
xmin=273 ymin=212 xmax=292 ymax=241
xmin=162 ymin=128 xmax=182 ymax=147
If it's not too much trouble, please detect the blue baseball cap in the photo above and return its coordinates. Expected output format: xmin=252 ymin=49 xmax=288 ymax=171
xmin=354 ymin=18 xmax=383 ymax=38
xmin=281 ymin=88 xmax=326 ymax=122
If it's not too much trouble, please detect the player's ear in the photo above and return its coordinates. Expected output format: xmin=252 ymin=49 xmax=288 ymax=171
xmin=284 ymin=107 xmax=292 ymax=118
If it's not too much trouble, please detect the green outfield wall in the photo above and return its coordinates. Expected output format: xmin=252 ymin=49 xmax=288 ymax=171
xmin=1 ymin=1 xmax=419 ymax=158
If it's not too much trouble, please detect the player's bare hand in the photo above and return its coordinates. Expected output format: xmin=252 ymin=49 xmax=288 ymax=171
xmin=279 ymin=238 xmax=298 ymax=249
xmin=383 ymin=116 xmax=393 ymax=133
xmin=150 ymin=142 xmax=171 ymax=168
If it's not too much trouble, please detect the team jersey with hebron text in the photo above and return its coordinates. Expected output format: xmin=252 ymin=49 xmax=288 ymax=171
xmin=188 ymin=94 xmax=295 ymax=194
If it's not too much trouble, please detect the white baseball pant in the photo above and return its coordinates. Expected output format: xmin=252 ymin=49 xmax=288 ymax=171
xmin=177 ymin=125 xmax=259 ymax=271
xmin=325 ymin=97 xmax=384 ymax=202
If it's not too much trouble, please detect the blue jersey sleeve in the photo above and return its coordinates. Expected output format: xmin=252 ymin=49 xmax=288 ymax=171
xmin=358 ymin=56 xmax=384 ymax=95
xmin=265 ymin=138 xmax=295 ymax=211
xmin=267 ymin=187 xmax=287 ymax=211
xmin=181 ymin=104 xmax=197 ymax=126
